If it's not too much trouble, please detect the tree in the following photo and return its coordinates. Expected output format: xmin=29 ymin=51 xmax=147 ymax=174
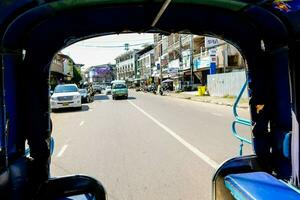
xmin=71 ymin=66 xmax=82 ymax=85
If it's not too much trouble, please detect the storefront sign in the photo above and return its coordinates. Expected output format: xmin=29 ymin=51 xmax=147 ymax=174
xmin=209 ymin=48 xmax=217 ymax=56
xmin=161 ymin=58 xmax=168 ymax=67
xmin=156 ymin=63 xmax=160 ymax=70
xmin=168 ymin=67 xmax=179 ymax=77
xmin=168 ymin=59 xmax=180 ymax=68
xmin=182 ymin=50 xmax=191 ymax=70
xmin=210 ymin=62 xmax=216 ymax=74
xmin=193 ymin=56 xmax=210 ymax=70
xmin=205 ymin=37 xmax=219 ymax=48
xmin=211 ymin=56 xmax=217 ymax=63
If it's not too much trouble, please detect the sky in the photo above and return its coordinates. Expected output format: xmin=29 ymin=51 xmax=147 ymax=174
xmin=61 ymin=33 xmax=154 ymax=70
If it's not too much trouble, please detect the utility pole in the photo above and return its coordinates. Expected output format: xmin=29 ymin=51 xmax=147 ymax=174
xmin=190 ymin=34 xmax=194 ymax=86
xmin=223 ymin=43 xmax=228 ymax=73
xmin=159 ymin=61 xmax=162 ymax=85
xmin=179 ymin=34 xmax=183 ymax=90
xmin=159 ymin=39 xmax=163 ymax=85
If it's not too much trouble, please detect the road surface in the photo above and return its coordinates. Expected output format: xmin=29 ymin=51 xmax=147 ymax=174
xmin=51 ymin=90 xmax=253 ymax=200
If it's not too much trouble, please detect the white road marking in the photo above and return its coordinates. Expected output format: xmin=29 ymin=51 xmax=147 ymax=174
xmin=79 ymin=121 xmax=85 ymax=126
xmin=56 ymin=145 xmax=68 ymax=158
xmin=211 ymin=112 xmax=223 ymax=117
xmin=128 ymin=100 xmax=219 ymax=169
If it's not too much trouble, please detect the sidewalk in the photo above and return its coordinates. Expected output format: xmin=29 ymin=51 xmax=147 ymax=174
xmin=167 ymin=91 xmax=249 ymax=109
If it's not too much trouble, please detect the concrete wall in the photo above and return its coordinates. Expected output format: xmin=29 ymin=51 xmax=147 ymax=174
xmin=207 ymin=71 xmax=248 ymax=98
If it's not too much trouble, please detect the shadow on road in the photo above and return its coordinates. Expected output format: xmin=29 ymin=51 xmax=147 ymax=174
xmin=94 ymin=95 xmax=110 ymax=101
xmin=51 ymin=105 xmax=89 ymax=113
xmin=114 ymin=96 xmax=136 ymax=100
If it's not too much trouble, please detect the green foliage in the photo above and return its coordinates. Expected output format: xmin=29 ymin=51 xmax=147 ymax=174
xmin=71 ymin=67 xmax=82 ymax=85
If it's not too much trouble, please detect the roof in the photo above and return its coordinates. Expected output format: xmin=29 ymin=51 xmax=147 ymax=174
xmin=1 ymin=1 xmax=299 ymax=47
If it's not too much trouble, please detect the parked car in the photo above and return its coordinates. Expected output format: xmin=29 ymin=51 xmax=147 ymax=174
xmin=112 ymin=82 xmax=128 ymax=100
xmin=105 ymin=86 xmax=112 ymax=95
xmin=50 ymin=84 xmax=82 ymax=110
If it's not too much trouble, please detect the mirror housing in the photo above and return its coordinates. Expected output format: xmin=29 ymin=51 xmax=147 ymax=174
xmin=36 ymin=175 xmax=106 ymax=200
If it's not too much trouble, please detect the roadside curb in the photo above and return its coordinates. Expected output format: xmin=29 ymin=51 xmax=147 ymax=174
xmin=167 ymin=93 xmax=249 ymax=109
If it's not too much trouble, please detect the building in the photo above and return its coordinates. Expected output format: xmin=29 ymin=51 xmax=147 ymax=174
xmin=153 ymin=33 xmax=245 ymax=90
xmin=84 ymin=64 xmax=115 ymax=84
xmin=50 ymin=52 xmax=78 ymax=89
xmin=137 ymin=45 xmax=155 ymax=86
xmin=193 ymin=37 xmax=245 ymax=85
xmin=115 ymin=50 xmax=140 ymax=84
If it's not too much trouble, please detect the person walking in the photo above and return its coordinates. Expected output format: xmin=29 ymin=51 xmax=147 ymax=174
xmin=158 ymin=84 xmax=163 ymax=95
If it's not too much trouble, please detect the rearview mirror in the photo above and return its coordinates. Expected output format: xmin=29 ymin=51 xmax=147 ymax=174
xmin=36 ymin=175 xmax=107 ymax=200
xmin=50 ymin=90 xmax=54 ymax=95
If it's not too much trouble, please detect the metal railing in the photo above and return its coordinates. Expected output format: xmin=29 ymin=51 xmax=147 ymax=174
xmin=232 ymin=79 xmax=252 ymax=156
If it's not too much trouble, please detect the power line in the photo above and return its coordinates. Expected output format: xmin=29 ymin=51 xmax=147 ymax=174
xmin=83 ymin=38 xmax=153 ymax=44
xmin=77 ymin=42 xmax=153 ymax=48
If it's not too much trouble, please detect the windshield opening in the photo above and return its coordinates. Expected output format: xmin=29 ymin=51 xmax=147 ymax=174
xmin=49 ymin=33 xmax=252 ymax=199
xmin=54 ymin=85 xmax=78 ymax=93
xmin=112 ymin=84 xmax=127 ymax=89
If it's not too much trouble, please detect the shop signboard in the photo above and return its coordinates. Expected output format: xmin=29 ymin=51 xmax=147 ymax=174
xmin=161 ymin=58 xmax=168 ymax=67
xmin=193 ymin=56 xmax=211 ymax=70
xmin=211 ymin=56 xmax=217 ymax=63
xmin=210 ymin=62 xmax=217 ymax=74
xmin=182 ymin=50 xmax=191 ymax=70
xmin=168 ymin=59 xmax=180 ymax=68
xmin=156 ymin=63 xmax=160 ymax=70
xmin=209 ymin=48 xmax=217 ymax=56
xmin=168 ymin=67 xmax=179 ymax=77
xmin=94 ymin=66 xmax=111 ymax=77
xmin=205 ymin=37 xmax=219 ymax=48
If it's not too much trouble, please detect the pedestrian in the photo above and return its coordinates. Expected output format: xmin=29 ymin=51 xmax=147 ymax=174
xmin=158 ymin=84 xmax=163 ymax=95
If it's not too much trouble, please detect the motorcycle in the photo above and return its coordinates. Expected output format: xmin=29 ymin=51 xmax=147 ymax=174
xmin=148 ymin=85 xmax=157 ymax=94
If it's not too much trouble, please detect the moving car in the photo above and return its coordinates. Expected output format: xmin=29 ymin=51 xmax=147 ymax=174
xmin=50 ymin=84 xmax=82 ymax=110
xmin=105 ymin=86 xmax=112 ymax=95
xmin=112 ymin=82 xmax=128 ymax=100
xmin=92 ymin=82 xmax=101 ymax=93
xmin=78 ymin=88 xmax=92 ymax=103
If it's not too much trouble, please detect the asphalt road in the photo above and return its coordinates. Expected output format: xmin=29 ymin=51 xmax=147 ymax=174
xmin=51 ymin=90 xmax=253 ymax=200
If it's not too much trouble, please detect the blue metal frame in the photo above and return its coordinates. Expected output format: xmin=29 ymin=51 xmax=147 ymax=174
xmin=232 ymin=78 xmax=252 ymax=156
xmin=25 ymin=137 xmax=55 ymax=157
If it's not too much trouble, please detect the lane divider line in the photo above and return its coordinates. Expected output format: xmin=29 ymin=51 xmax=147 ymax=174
xmin=211 ymin=112 xmax=223 ymax=117
xmin=79 ymin=121 xmax=85 ymax=126
xmin=56 ymin=144 xmax=68 ymax=158
xmin=127 ymin=100 xmax=219 ymax=169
